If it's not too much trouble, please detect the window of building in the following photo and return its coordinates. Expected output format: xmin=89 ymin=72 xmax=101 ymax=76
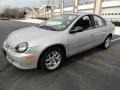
xmin=108 ymin=13 xmax=110 ymax=15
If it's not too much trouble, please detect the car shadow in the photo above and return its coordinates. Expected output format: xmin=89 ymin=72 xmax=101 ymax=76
xmin=62 ymin=40 xmax=120 ymax=68
xmin=62 ymin=46 xmax=103 ymax=68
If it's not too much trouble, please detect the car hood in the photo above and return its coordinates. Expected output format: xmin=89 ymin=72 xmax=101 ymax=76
xmin=6 ymin=26 xmax=57 ymax=47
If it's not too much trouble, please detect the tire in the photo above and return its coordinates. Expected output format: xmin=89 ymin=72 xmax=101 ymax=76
xmin=102 ymin=36 xmax=111 ymax=49
xmin=38 ymin=47 xmax=64 ymax=72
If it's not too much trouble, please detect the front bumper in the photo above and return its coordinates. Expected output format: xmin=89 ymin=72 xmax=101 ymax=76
xmin=2 ymin=47 xmax=38 ymax=69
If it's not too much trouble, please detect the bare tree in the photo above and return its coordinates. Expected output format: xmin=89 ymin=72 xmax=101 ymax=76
xmin=0 ymin=8 xmax=26 ymax=19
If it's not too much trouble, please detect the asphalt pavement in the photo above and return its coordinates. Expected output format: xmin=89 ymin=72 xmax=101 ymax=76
xmin=0 ymin=20 xmax=120 ymax=90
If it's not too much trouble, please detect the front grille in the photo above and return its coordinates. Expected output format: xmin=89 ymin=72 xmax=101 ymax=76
xmin=4 ymin=42 xmax=15 ymax=54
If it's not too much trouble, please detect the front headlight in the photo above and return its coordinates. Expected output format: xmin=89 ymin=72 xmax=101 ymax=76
xmin=15 ymin=42 xmax=28 ymax=53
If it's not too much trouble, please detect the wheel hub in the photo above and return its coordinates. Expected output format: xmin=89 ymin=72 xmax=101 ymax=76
xmin=105 ymin=38 xmax=111 ymax=48
xmin=45 ymin=51 xmax=61 ymax=70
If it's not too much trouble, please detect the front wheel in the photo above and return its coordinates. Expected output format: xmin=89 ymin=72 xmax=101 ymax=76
xmin=102 ymin=36 xmax=111 ymax=49
xmin=38 ymin=47 xmax=64 ymax=72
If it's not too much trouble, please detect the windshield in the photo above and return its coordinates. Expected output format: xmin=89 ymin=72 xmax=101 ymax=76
xmin=39 ymin=14 xmax=78 ymax=31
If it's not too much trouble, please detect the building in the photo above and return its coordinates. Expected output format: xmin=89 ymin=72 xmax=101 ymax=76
xmin=25 ymin=0 xmax=120 ymax=22
xmin=54 ymin=0 xmax=120 ymax=22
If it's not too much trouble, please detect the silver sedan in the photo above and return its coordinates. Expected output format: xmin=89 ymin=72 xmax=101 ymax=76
xmin=3 ymin=13 xmax=115 ymax=72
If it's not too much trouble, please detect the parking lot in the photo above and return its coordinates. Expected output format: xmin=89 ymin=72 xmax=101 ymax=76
xmin=0 ymin=20 xmax=120 ymax=90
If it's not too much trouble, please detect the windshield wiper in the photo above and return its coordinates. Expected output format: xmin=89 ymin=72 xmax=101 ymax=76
xmin=39 ymin=25 xmax=56 ymax=31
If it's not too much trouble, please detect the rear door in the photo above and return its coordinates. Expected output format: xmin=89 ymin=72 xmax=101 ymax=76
xmin=90 ymin=15 xmax=107 ymax=46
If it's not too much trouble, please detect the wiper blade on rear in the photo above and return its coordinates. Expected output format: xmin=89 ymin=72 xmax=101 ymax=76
xmin=39 ymin=25 xmax=56 ymax=31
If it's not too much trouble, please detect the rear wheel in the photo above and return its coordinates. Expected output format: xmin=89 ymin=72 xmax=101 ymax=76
xmin=38 ymin=47 xmax=64 ymax=72
xmin=102 ymin=36 xmax=111 ymax=49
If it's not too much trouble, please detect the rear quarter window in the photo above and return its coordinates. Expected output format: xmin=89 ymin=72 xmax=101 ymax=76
xmin=93 ymin=15 xmax=106 ymax=28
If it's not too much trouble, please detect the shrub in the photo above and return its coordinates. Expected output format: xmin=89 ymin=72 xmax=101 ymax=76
xmin=112 ymin=21 xmax=120 ymax=26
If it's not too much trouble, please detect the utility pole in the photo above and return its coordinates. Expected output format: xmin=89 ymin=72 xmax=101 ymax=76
xmin=73 ymin=0 xmax=79 ymax=13
xmin=58 ymin=0 xmax=61 ymax=9
xmin=51 ymin=0 xmax=54 ymax=17
xmin=61 ymin=0 xmax=64 ymax=14
xmin=94 ymin=0 xmax=103 ymax=15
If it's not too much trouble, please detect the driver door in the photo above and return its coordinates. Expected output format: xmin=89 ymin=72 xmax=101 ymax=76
xmin=68 ymin=15 xmax=95 ymax=56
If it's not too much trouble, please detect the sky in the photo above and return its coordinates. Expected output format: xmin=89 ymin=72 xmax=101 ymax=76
xmin=0 ymin=0 xmax=43 ymax=8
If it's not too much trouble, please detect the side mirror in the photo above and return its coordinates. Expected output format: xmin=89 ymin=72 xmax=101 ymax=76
xmin=69 ymin=26 xmax=83 ymax=34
